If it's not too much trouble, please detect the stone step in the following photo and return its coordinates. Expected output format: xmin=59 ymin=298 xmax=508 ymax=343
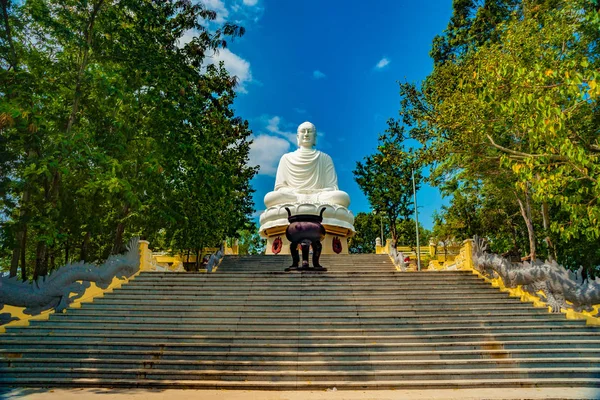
xmin=103 ymin=289 xmax=511 ymax=298
xmin=73 ymin=303 xmax=532 ymax=313
xmin=219 ymin=263 xmax=392 ymax=266
xmin=79 ymin=298 xmax=526 ymax=310
xmin=91 ymin=298 xmax=516 ymax=306
xmin=3 ymin=357 xmax=598 ymax=371
xmin=27 ymin=316 xmax=577 ymax=329
xmin=0 ymin=377 xmax=600 ymax=391
xmin=58 ymin=309 xmax=552 ymax=320
xmin=88 ymin=299 xmax=522 ymax=308
xmin=4 ymin=260 xmax=598 ymax=391
xmin=112 ymin=285 xmax=500 ymax=292
xmin=3 ymin=331 xmax=599 ymax=344
xmin=119 ymin=284 xmax=491 ymax=292
xmin=136 ymin=270 xmax=473 ymax=276
xmin=1 ymin=376 xmax=598 ymax=389
xmin=2 ymin=339 xmax=598 ymax=352
xmin=114 ymin=286 xmax=496 ymax=294
xmin=45 ymin=311 xmax=563 ymax=324
xmin=90 ymin=298 xmax=515 ymax=307
xmin=124 ymin=280 xmax=488 ymax=288
xmin=217 ymin=264 xmax=396 ymax=267
xmin=98 ymin=292 xmax=513 ymax=302
xmin=142 ymin=271 xmax=470 ymax=276
xmin=119 ymin=276 xmax=490 ymax=284
xmin=9 ymin=323 xmax=591 ymax=337
xmin=219 ymin=260 xmax=394 ymax=264
xmin=3 ymin=347 xmax=598 ymax=361
xmin=1 ymin=366 xmax=599 ymax=382
xmin=67 ymin=301 xmax=542 ymax=312
xmin=223 ymin=259 xmax=386 ymax=262
xmin=130 ymin=279 xmax=480 ymax=284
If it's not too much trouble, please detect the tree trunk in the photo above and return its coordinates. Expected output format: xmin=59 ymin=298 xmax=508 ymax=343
xmin=33 ymin=170 xmax=61 ymax=279
xmin=515 ymin=191 xmax=536 ymax=262
xmin=3 ymin=0 xmax=24 ymax=278
xmin=1 ymin=0 xmax=18 ymax=70
xmin=195 ymin=247 xmax=201 ymax=271
xmin=80 ymin=231 xmax=91 ymax=262
xmin=541 ymin=202 xmax=557 ymax=262
xmin=34 ymin=241 xmax=47 ymax=280
xmin=66 ymin=0 xmax=104 ymax=135
xmin=388 ymin=214 xmax=397 ymax=242
xmin=20 ymin=226 xmax=27 ymax=281
xmin=9 ymin=231 xmax=20 ymax=277
xmin=65 ymin=239 xmax=70 ymax=265
xmin=111 ymin=204 xmax=130 ymax=255
xmin=49 ymin=249 xmax=55 ymax=273
xmin=10 ymin=188 xmax=31 ymax=277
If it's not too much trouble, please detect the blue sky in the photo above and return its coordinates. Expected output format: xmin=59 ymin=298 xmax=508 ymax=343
xmin=199 ymin=0 xmax=453 ymax=230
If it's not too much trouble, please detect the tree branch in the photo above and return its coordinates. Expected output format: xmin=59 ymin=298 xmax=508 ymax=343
xmin=67 ymin=0 xmax=104 ymax=135
xmin=486 ymin=134 xmax=566 ymax=161
xmin=1 ymin=0 xmax=18 ymax=71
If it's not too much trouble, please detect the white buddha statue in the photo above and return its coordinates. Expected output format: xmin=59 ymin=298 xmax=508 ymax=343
xmin=263 ymin=121 xmax=350 ymax=208
xmin=259 ymin=121 xmax=355 ymax=254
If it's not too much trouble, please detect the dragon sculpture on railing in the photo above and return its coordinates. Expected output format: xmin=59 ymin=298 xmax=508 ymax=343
xmin=205 ymin=244 xmax=225 ymax=273
xmin=471 ymin=235 xmax=600 ymax=314
xmin=388 ymin=240 xmax=408 ymax=272
xmin=0 ymin=237 xmax=140 ymax=325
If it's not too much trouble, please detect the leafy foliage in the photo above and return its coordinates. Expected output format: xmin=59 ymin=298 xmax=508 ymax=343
xmin=353 ymin=133 xmax=423 ymax=241
xmin=348 ymin=212 xmax=388 ymax=254
xmin=235 ymin=224 xmax=266 ymax=255
xmin=0 ymin=0 xmax=257 ymax=279
xmin=396 ymin=0 xmax=600 ymax=270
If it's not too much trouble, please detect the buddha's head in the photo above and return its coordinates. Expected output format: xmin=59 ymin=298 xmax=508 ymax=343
xmin=297 ymin=121 xmax=317 ymax=149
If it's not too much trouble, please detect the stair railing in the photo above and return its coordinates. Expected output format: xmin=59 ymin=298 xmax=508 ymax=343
xmin=442 ymin=236 xmax=600 ymax=325
xmin=205 ymin=244 xmax=225 ymax=273
xmin=388 ymin=240 xmax=408 ymax=272
xmin=0 ymin=237 xmax=141 ymax=330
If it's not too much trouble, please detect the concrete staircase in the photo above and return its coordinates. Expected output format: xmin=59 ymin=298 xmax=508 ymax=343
xmin=1 ymin=254 xmax=600 ymax=389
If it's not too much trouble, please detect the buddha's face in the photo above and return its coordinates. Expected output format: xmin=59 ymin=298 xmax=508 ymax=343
xmin=297 ymin=122 xmax=316 ymax=148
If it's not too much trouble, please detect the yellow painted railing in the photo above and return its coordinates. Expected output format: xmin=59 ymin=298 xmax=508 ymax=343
xmin=445 ymin=239 xmax=600 ymax=326
xmin=378 ymin=236 xmax=600 ymax=325
xmin=0 ymin=243 xmax=147 ymax=334
xmin=149 ymin=241 xmax=236 ymax=272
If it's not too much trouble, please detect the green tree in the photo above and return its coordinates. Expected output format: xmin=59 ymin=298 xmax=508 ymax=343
xmin=353 ymin=133 xmax=422 ymax=241
xmin=395 ymin=220 xmax=431 ymax=250
xmin=0 ymin=0 xmax=257 ymax=278
xmin=348 ymin=212 xmax=389 ymax=254
xmin=236 ymin=224 xmax=266 ymax=255
xmin=394 ymin=0 xmax=600 ymax=269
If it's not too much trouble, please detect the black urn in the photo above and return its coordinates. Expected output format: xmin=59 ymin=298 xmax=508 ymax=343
xmin=284 ymin=207 xmax=327 ymax=272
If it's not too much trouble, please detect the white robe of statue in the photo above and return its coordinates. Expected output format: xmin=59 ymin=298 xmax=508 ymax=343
xmin=263 ymin=122 xmax=350 ymax=209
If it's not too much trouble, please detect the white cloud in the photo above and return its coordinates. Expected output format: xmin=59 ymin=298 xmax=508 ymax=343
xmin=266 ymin=116 xmax=297 ymax=143
xmin=266 ymin=116 xmax=280 ymax=133
xmin=200 ymin=0 xmax=229 ymax=24
xmin=375 ymin=57 xmax=390 ymax=70
xmin=177 ymin=29 xmax=196 ymax=48
xmin=196 ymin=0 xmax=264 ymax=28
xmin=205 ymin=48 xmax=253 ymax=93
xmin=293 ymin=108 xmax=306 ymax=114
xmin=249 ymin=115 xmax=333 ymax=175
xmin=313 ymin=70 xmax=326 ymax=79
xmin=248 ymin=135 xmax=290 ymax=176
